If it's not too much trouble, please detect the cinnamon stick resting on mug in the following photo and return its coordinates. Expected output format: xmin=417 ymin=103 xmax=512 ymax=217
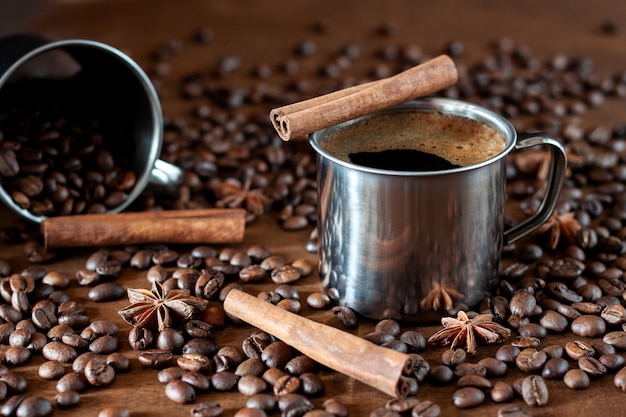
xmin=41 ymin=208 xmax=245 ymax=248
xmin=270 ymin=54 xmax=458 ymax=140
xmin=223 ymin=288 xmax=417 ymax=397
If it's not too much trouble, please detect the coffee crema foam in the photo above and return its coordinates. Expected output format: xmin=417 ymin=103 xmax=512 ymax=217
xmin=320 ymin=111 xmax=508 ymax=168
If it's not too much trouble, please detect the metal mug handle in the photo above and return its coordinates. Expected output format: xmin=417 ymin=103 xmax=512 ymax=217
xmin=503 ymin=131 xmax=568 ymax=245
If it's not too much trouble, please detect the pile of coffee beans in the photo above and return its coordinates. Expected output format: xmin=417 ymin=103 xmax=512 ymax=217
xmin=0 ymin=75 xmax=137 ymax=219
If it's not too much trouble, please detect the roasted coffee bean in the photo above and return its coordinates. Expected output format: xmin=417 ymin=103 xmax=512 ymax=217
xmin=411 ymin=400 xmax=440 ymax=417
xmin=130 ymin=250 xmax=154 ymax=270
xmin=137 ymin=349 xmax=174 ymax=368
xmin=322 ymin=398 xmax=348 ymax=417
xmin=195 ymin=270 xmax=225 ymax=300
xmin=614 ymin=366 xmax=626 ymax=392
xmin=441 ymin=348 xmax=466 ymax=367
xmin=88 ymin=282 xmax=125 ymax=302
xmin=38 ymin=361 xmax=65 ymax=380
xmin=478 ymin=357 xmax=508 ymax=378
xmin=518 ymin=323 xmax=547 ymax=339
xmin=84 ymin=356 xmax=115 ymax=386
xmin=452 ymin=387 xmax=485 ymax=409
xmin=509 ymin=291 xmax=536 ymax=318
xmin=146 ymin=265 xmax=168 ymax=283
xmin=157 ymin=366 xmax=186 ymax=384
xmin=570 ymin=314 xmax=606 ymax=337
xmin=541 ymin=357 xmax=569 ymax=380
xmin=42 ymin=271 xmax=70 ymax=289
xmin=276 ymin=298 xmax=301 ymax=314
xmin=511 ymin=336 xmax=540 ymax=349
xmin=106 ymin=352 xmax=130 ymax=373
xmin=177 ymin=352 xmax=212 ymax=373
xmin=599 ymin=353 xmax=625 ymax=370
xmin=564 ymin=369 xmax=590 ymax=389
xmin=490 ymin=381 xmax=514 ymax=403
xmin=5 ymin=347 xmax=31 ymax=365
xmin=495 ymin=345 xmax=520 ymax=364
xmin=61 ymin=333 xmax=89 ymax=350
xmin=89 ymin=335 xmax=119 ymax=354
xmin=516 ymin=348 xmax=547 ymax=373
xmin=56 ymin=372 xmax=88 ymax=393
xmin=260 ymin=256 xmax=285 ymax=271
xmin=157 ymin=328 xmax=186 ymax=352
xmin=565 ymin=340 xmax=595 ymax=360
xmin=602 ymin=304 xmax=626 ymax=325
xmin=238 ymin=375 xmax=267 ymax=396
xmin=604 ymin=331 xmax=626 ymax=349
xmin=385 ymin=397 xmax=419 ymax=414
xmin=235 ymin=358 xmax=266 ymax=377
xmin=153 ymin=249 xmax=179 ymax=265
xmin=521 ymin=375 xmax=548 ymax=406
xmin=273 ymin=374 xmax=300 ymax=396
xmin=427 ymin=365 xmax=454 ymax=385
xmin=400 ymin=331 xmax=426 ymax=352
xmin=299 ymin=372 xmax=324 ymax=396
xmin=246 ymin=393 xmax=276 ymax=412
xmin=363 ymin=331 xmax=396 ymax=345
xmin=306 ymin=292 xmax=331 ymax=309
xmin=165 ymin=380 xmax=196 ymax=404
xmin=15 ymin=396 xmax=52 ymax=417
xmin=285 ymin=355 xmax=318 ymax=376
xmin=542 ymin=344 xmax=564 ymax=359
xmin=261 ymin=341 xmax=293 ymax=369
xmin=72 ymin=352 xmax=101 ymax=373
xmin=128 ymin=326 xmax=154 ymax=350
xmin=191 ymin=401 xmax=224 ymax=417
xmin=457 ymin=375 xmax=491 ymax=390
xmin=538 ymin=310 xmax=569 ymax=333
xmin=211 ymin=371 xmax=238 ymax=391
xmin=545 ymin=281 xmax=583 ymax=303
xmin=183 ymin=338 xmax=219 ymax=357
xmin=55 ymin=390 xmax=80 ymax=408
xmin=578 ymin=356 xmax=607 ymax=376
xmin=239 ymin=265 xmax=267 ymax=283
xmin=42 ymin=341 xmax=77 ymax=363
xmin=263 ymin=368 xmax=285 ymax=386
xmin=1 ymin=395 xmax=25 ymax=417
xmin=331 ymin=306 xmax=358 ymax=329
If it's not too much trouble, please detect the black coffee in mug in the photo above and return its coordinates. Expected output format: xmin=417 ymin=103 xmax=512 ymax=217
xmin=319 ymin=109 xmax=507 ymax=172
xmin=349 ymin=149 xmax=461 ymax=171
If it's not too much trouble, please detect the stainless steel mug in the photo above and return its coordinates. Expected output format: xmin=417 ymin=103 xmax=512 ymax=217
xmin=310 ymin=97 xmax=567 ymax=322
xmin=0 ymin=34 xmax=181 ymax=223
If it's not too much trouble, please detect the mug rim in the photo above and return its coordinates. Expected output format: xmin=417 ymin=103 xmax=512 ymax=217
xmin=308 ymin=97 xmax=518 ymax=177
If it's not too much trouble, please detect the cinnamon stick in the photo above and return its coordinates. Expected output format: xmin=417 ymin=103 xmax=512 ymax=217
xmin=41 ymin=208 xmax=246 ymax=248
xmin=269 ymin=54 xmax=458 ymax=141
xmin=223 ymin=289 xmax=416 ymax=397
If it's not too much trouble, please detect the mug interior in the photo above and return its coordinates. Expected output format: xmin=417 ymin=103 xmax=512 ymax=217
xmin=309 ymin=97 xmax=517 ymax=176
xmin=0 ymin=39 xmax=162 ymax=222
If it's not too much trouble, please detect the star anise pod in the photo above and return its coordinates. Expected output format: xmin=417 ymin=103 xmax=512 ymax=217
xmin=535 ymin=210 xmax=582 ymax=250
xmin=420 ymin=282 xmax=464 ymax=312
xmin=118 ymin=281 xmax=208 ymax=331
xmin=428 ymin=311 xmax=511 ymax=354
xmin=213 ymin=178 xmax=270 ymax=216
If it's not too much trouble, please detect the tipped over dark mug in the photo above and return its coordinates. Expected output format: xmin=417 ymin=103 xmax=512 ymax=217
xmin=0 ymin=34 xmax=181 ymax=223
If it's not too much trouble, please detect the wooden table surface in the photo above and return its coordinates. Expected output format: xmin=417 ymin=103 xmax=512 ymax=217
xmin=2 ymin=0 xmax=626 ymax=416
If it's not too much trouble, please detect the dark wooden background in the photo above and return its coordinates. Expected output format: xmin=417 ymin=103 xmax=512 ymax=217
xmin=1 ymin=0 xmax=626 ymax=415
